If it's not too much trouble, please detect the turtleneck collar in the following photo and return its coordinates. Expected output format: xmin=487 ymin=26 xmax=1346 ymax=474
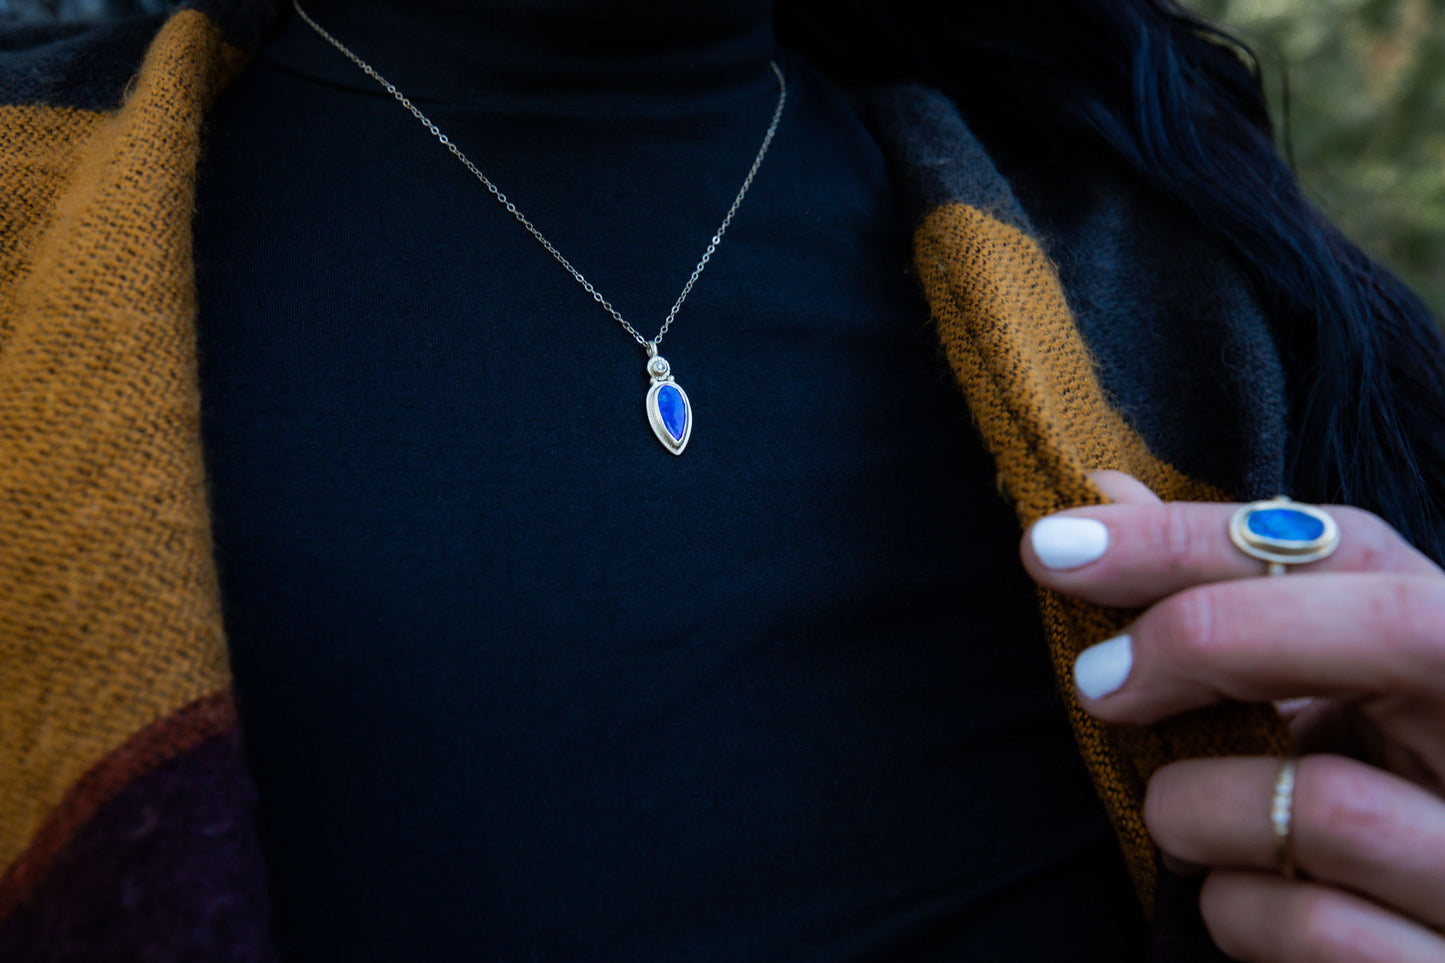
xmin=266 ymin=0 xmax=779 ymax=111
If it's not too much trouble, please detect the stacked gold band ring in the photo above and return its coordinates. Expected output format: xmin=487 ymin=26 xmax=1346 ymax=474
xmin=1270 ymin=756 xmax=1299 ymax=879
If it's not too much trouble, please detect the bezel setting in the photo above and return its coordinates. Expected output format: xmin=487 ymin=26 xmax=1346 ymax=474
xmin=645 ymin=375 xmax=691 ymax=455
xmin=1228 ymin=496 xmax=1340 ymax=570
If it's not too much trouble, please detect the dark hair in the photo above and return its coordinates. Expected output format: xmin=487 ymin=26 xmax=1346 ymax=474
xmin=779 ymin=0 xmax=1445 ymax=564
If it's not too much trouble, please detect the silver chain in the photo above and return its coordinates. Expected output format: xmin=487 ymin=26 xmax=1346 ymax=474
xmin=291 ymin=0 xmax=787 ymax=352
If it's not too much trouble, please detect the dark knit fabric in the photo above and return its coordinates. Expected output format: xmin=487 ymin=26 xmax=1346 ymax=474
xmin=191 ymin=2 xmax=1146 ymax=958
xmin=983 ymin=139 xmax=1290 ymax=498
xmin=0 ymin=14 xmax=168 ymax=109
xmin=1150 ymin=869 xmax=1235 ymax=963
xmin=858 ymin=84 xmax=1288 ymax=500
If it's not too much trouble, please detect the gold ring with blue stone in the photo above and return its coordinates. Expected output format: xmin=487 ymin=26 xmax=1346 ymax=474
xmin=1229 ymin=496 xmax=1341 ymax=576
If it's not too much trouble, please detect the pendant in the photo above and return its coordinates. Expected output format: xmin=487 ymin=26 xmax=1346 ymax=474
xmin=644 ymin=352 xmax=691 ymax=455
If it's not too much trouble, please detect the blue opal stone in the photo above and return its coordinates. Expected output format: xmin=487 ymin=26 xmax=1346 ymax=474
xmin=658 ymin=384 xmax=687 ymax=442
xmin=1247 ymin=507 xmax=1325 ymax=543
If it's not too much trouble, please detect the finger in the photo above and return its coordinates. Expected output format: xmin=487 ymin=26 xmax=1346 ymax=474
xmin=1201 ymin=869 xmax=1445 ymax=963
xmin=1023 ymin=501 xmax=1440 ymax=609
xmin=1145 ymin=755 xmax=1445 ymax=928
xmin=1286 ymin=699 xmax=1389 ymax=762
xmin=1069 ymin=573 xmax=1445 ymax=714
xmin=1086 ymin=470 xmax=1163 ymax=505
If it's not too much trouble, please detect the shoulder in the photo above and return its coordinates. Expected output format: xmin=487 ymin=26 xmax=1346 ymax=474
xmin=860 ymin=80 xmax=1291 ymax=497
xmin=0 ymin=0 xmax=276 ymax=113
xmin=0 ymin=14 xmax=169 ymax=271
xmin=0 ymin=14 xmax=170 ymax=113
xmin=987 ymin=131 xmax=1290 ymax=498
xmin=0 ymin=2 xmax=273 ymax=297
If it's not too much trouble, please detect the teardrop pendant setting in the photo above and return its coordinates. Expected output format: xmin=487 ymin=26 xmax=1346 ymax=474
xmin=644 ymin=349 xmax=692 ymax=455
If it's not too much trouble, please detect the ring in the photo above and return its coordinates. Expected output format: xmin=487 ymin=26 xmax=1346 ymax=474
xmin=1270 ymin=756 xmax=1299 ymax=879
xmin=1229 ymin=495 xmax=1340 ymax=576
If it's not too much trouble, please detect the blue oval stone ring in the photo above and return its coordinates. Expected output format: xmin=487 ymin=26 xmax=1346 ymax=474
xmin=1228 ymin=495 xmax=1341 ymax=576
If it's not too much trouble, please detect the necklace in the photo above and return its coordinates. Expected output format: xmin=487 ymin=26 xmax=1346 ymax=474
xmin=291 ymin=0 xmax=788 ymax=455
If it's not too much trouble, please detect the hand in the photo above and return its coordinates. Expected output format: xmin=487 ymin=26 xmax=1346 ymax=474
xmin=1021 ymin=471 xmax=1445 ymax=963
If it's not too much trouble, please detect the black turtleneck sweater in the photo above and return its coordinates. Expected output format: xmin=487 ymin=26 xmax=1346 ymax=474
xmin=193 ymin=2 xmax=1146 ymax=959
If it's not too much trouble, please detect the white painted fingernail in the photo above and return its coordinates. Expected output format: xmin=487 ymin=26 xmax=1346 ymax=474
xmin=1031 ymin=517 xmax=1109 ymax=569
xmin=1074 ymin=634 xmax=1133 ymax=699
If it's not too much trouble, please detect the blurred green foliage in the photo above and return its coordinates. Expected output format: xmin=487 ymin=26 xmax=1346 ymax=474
xmin=1183 ymin=0 xmax=1445 ymax=321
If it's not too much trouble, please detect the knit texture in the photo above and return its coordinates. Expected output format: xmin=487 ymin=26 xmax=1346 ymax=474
xmin=912 ymin=202 xmax=1290 ymax=908
xmin=0 ymin=698 xmax=275 ymax=963
xmin=0 ymin=2 xmax=250 ymax=914
xmin=1 ymin=4 xmax=1295 ymax=957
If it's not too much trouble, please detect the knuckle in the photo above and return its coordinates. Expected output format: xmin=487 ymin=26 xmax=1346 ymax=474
xmin=1402 ymin=580 xmax=1445 ymax=655
xmin=1154 ymin=585 xmax=1230 ymax=668
xmin=1369 ymin=579 xmax=1445 ymax=680
xmin=1295 ymin=756 xmax=1399 ymax=863
xmin=1151 ymin=503 xmax=1208 ymax=577
xmin=1343 ymin=508 xmax=1399 ymax=572
xmin=1329 ymin=506 xmax=1410 ymax=572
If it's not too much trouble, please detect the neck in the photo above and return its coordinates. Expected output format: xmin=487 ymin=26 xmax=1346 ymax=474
xmin=276 ymin=0 xmax=778 ymax=108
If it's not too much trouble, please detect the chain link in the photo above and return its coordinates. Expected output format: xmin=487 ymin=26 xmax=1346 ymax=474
xmin=291 ymin=0 xmax=787 ymax=351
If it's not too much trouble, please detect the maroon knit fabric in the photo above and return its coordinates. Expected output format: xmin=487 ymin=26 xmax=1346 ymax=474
xmin=0 ymin=730 xmax=278 ymax=962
